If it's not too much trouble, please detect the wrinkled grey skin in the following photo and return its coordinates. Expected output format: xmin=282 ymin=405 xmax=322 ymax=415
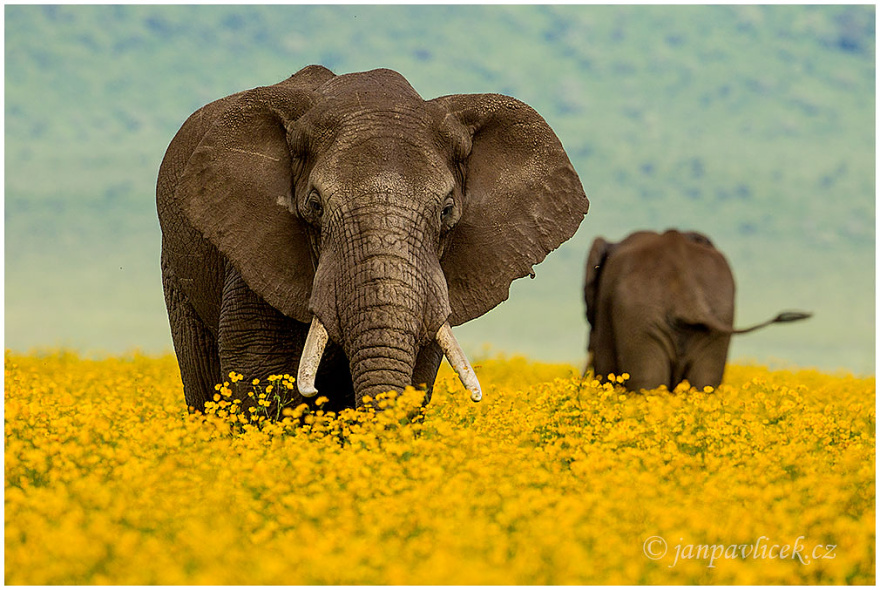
xmin=583 ymin=229 xmax=811 ymax=392
xmin=158 ymin=65 xmax=589 ymax=413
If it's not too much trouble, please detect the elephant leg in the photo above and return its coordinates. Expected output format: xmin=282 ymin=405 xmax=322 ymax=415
xmin=217 ymin=264 xmax=356 ymax=412
xmin=587 ymin=313 xmax=618 ymax=381
xmin=218 ymin=264 xmax=306 ymax=383
xmin=163 ymin=268 xmax=222 ymax=413
xmin=615 ymin=330 xmax=673 ymax=392
xmin=682 ymin=335 xmax=731 ymax=390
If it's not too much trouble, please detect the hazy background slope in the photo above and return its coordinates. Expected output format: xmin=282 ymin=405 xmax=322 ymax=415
xmin=5 ymin=4 xmax=875 ymax=374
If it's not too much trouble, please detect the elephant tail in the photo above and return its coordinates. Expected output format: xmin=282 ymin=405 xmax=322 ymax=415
xmin=678 ymin=310 xmax=813 ymax=335
xmin=727 ymin=310 xmax=813 ymax=335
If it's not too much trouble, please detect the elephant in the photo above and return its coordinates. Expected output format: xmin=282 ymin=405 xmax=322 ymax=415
xmin=583 ymin=229 xmax=811 ymax=392
xmin=157 ymin=65 xmax=589 ymax=415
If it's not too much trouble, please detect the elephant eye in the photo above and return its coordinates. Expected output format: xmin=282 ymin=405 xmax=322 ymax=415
xmin=440 ymin=193 xmax=456 ymax=228
xmin=305 ymin=190 xmax=323 ymax=221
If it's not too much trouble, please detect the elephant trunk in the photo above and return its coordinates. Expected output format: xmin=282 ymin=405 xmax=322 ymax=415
xmin=338 ymin=244 xmax=428 ymax=407
xmin=348 ymin=324 xmax=419 ymax=405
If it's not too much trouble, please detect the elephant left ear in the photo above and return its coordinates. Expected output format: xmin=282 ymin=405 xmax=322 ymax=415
xmin=431 ymin=93 xmax=590 ymax=325
xmin=584 ymin=236 xmax=612 ymax=328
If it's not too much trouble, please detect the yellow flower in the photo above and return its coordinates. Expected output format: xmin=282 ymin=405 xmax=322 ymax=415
xmin=3 ymin=351 xmax=873 ymax=586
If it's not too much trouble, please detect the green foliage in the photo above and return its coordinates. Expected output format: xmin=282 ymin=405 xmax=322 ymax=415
xmin=5 ymin=5 xmax=874 ymax=372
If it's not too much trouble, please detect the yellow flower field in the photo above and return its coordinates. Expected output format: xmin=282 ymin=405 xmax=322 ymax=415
xmin=4 ymin=351 xmax=875 ymax=584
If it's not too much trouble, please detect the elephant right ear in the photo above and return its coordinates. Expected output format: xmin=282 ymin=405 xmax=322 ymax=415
xmin=584 ymin=236 xmax=613 ymax=327
xmin=174 ymin=66 xmax=335 ymax=322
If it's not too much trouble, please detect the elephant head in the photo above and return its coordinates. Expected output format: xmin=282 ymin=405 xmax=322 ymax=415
xmin=166 ymin=65 xmax=589 ymax=408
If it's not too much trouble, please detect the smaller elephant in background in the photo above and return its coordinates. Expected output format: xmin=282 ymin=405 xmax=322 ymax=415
xmin=583 ymin=229 xmax=811 ymax=392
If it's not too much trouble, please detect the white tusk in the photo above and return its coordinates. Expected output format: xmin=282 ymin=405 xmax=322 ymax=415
xmin=297 ymin=317 xmax=329 ymax=398
xmin=436 ymin=322 xmax=482 ymax=402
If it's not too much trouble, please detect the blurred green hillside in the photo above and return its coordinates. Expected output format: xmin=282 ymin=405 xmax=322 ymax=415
xmin=5 ymin=4 xmax=875 ymax=373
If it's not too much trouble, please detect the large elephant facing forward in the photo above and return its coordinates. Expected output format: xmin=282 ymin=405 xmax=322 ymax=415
xmin=583 ymin=230 xmax=810 ymax=392
xmin=158 ymin=65 xmax=589 ymax=413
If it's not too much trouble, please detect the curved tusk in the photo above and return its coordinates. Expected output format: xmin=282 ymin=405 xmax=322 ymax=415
xmin=297 ymin=317 xmax=329 ymax=398
xmin=436 ymin=322 xmax=482 ymax=402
